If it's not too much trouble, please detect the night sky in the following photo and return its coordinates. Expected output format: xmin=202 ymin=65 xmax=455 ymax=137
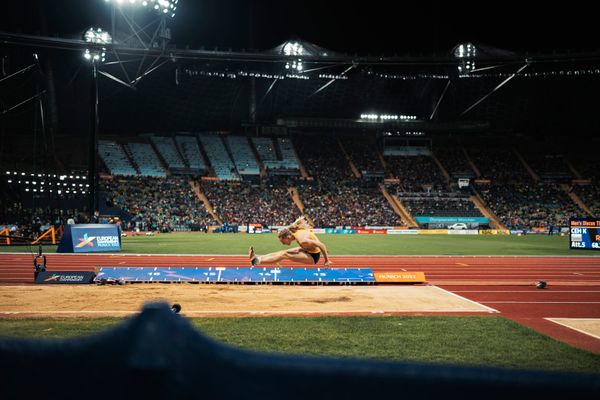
xmin=2 ymin=0 xmax=598 ymax=55
xmin=1 ymin=0 xmax=599 ymax=142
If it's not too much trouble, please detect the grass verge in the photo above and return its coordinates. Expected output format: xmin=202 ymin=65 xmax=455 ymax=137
xmin=1 ymin=315 xmax=598 ymax=374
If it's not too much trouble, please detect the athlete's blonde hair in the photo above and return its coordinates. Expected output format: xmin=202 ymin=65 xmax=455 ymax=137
xmin=278 ymin=216 xmax=312 ymax=239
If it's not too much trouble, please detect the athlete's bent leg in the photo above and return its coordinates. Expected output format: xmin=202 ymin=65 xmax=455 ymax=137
xmin=250 ymin=247 xmax=314 ymax=265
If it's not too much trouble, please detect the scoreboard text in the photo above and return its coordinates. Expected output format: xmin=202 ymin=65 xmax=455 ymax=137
xmin=569 ymin=218 xmax=600 ymax=250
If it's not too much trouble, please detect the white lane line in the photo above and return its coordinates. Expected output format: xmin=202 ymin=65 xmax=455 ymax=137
xmin=545 ymin=318 xmax=600 ymax=340
xmin=430 ymin=285 xmax=499 ymax=313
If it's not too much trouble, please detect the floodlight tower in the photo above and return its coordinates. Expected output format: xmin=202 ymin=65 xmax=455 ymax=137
xmin=283 ymin=42 xmax=306 ymax=72
xmin=103 ymin=0 xmax=178 ymax=88
xmin=453 ymin=42 xmax=477 ymax=74
xmin=83 ymin=27 xmax=112 ymax=217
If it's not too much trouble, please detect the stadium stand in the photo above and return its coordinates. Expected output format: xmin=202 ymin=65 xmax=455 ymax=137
xmin=251 ymin=137 xmax=300 ymax=175
xmin=276 ymin=137 xmax=301 ymax=173
xmin=98 ymin=140 xmax=137 ymax=176
xmin=102 ymin=176 xmax=214 ymax=231
xmin=252 ymin=137 xmax=278 ymax=166
xmin=478 ymin=182 xmax=580 ymax=230
xmin=126 ymin=142 xmax=166 ymax=177
xmin=294 ymin=135 xmax=355 ymax=184
xmin=433 ymin=147 xmax=476 ymax=179
xmin=519 ymin=149 xmax=573 ymax=182
xmin=199 ymin=133 xmax=239 ymax=181
xmin=200 ymin=181 xmax=297 ymax=226
xmin=226 ymin=136 xmax=260 ymax=177
xmin=573 ymin=184 xmax=600 ymax=216
xmin=342 ymin=134 xmax=385 ymax=179
xmin=401 ymin=193 xmax=484 ymax=218
xmin=175 ymin=135 xmax=207 ymax=172
xmin=5 ymin=132 xmax=597 ymax=232
xmin=151 ymin=136 xmax=186 ymax=171
xmin=300 ymin=183 xmax=401 ymax=227
xmin=385 ymin=155 xmax=447 ymax=192
xmin=467 ymin=147 xmax=530 ymax=182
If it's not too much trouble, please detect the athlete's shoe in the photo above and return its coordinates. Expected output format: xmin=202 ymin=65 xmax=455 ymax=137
xmin=249 ymin=246 xmax=259 ymax=266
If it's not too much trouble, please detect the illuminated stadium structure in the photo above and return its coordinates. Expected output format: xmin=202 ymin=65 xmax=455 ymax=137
xmin=3 ymin=4 xmax=600 ymax=396
xmin=1 ymin=1 xmax=600 ymax=233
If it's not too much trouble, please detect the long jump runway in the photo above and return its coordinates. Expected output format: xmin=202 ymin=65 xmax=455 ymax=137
xmin=1 ymin=254 xmax=599 ymax=353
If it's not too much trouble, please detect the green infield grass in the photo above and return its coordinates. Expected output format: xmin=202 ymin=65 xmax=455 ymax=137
xmin=1 ymin=232 xmax=597 ymax=256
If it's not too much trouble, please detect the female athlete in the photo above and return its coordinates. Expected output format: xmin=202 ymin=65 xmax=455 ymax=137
xmin=249 ymin=216 xmax=332 ymax=266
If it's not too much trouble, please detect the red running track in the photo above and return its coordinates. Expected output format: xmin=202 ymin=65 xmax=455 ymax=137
xmin=1 ymin=253 xmax=600 ymax=352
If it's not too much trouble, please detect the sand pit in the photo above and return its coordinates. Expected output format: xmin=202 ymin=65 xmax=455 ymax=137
xmin=0 ymin=284 xmax=497 ymax=317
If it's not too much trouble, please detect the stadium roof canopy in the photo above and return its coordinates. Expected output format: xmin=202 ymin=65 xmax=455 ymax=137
xmin=1 ymin=1 xmax=600 ymax=137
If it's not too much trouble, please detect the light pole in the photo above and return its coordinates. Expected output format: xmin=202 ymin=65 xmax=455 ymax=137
xmin=83 ymin=28 xmax=111 ymax=219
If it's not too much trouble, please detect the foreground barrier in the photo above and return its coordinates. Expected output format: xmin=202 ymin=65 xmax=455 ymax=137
xmin=0 ymin=303 xmax=598 ymax=400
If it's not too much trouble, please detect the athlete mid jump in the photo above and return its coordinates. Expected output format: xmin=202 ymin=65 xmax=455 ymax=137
xmin=249 ymin=216 xmax=332 ymax=266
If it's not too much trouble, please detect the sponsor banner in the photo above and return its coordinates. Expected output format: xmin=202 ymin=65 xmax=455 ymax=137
xmin=387 ymin=229 xmax=419 ymax=235
xmin=415 ymin=216 xmax=489 ymax=223
xmin=418 ymin=229 xmax=449 ymax=235
xmin=374 ymin=271 xmax=426 ymax=283
xmin=356 ymin=229 xmax=387 ymax=234
xmin=57 ymin=224 xmax=121 ymax=253
xmin=324 ymin=229 xmax=356 ymax=234
xmin=35 ymin=271 xmax=95 ymax=284
xmin=448 ymin=229 xmax=479 ymax=235
xmin=311 ymin=228 xmax=326 ymax=234
xmin=247 ymin=224 xmax=269 ymax=234
xmin=479 ymin=229 xmax=509 ymax=235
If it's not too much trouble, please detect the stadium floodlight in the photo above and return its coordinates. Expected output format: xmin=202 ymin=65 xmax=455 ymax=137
xmin=453 ymin=42 xmax=477 ymax=58
xmin=283 ymin=42 xmax=306 ymax=72
xmin=83 ymin=48 xmax=107 ymax=62
xmin=84 ymin=27 xmax=112 ymax=45
xmin=453 ymin=42 xmax=477 ymax=74
xmin=283 ymin=42 xmax=306 ymax=56
xmin=105 ymin=0 xmax=177 ymax=17
xmin=83 ymin=28 xmax=112 ymax=63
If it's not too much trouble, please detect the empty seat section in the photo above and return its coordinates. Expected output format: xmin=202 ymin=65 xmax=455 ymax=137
xmin=126 ymin=142 xmax=166 ymax=177
xmin=176 ymin=135 xmax=206 ymax=172
xmin=98 ymin=140 xmax=137 ymax=176
xmin=227 ymin=136 xmax=260 ymax=176
xmin=151 ymin=136 xmax=185 ymax=170
xmin=199 ymin=133 xmax=239 ymax=181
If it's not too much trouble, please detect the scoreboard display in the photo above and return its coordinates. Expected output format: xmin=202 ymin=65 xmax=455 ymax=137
xmin=570 ymin=218 xmax=600 ymax=250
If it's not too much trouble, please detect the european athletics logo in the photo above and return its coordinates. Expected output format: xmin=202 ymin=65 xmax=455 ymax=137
xmin=75 ymin=233 xmax=96 ymax=248
xmin=44 ymin=274 xmax=61 ymax=282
